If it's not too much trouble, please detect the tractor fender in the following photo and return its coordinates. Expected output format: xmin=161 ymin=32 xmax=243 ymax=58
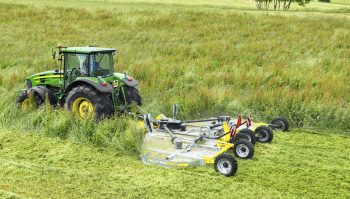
xmin=65 ymin=79 xmax=113 ymax=94
xmin=122 ymin=79 xmax=138 ymax=87
xmin=29 ymin=86 xmax=57 ymax=105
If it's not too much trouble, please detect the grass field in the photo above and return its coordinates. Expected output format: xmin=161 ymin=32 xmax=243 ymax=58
xmin=332 ymin=0 xmax=350 ymax=5
xmin=2 ymin=0 xmax=350 ymax=12
xmin=0 ymin=130 xmax=349 ymax=198
xmin=0 ymin=0 xmax=349 ymax=198
xmin=1 ymin=0 xmax=350 ymax=130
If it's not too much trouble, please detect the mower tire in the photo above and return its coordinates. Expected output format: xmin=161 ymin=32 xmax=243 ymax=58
xmin=214 ymin=153 xmax=238 ymax=177
xmin=235 ymin=128 xmax=256 ymax=145
xmin=255 ymin=126 xmax=273 ymax=143
xmin=64 ymin=85 xmax=114 ymax=119
xmin=232 ymin=139 xmax=254 ymax=159
xmin=271 ymin=117 xmax=289 ymax=131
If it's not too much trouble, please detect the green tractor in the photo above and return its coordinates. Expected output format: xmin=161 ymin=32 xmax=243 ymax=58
xmin=17 ymin=46 xmax=142 ymax=119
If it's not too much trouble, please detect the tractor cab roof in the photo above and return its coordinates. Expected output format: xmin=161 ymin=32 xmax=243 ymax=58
xmin=60 ymin=47 xmax=116 ymax=54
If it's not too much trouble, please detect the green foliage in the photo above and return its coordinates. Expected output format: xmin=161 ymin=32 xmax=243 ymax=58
xmin=255 ymin=0 xmax=311 ymax=10
xmin=319 ymin=0 xmax=331 ymax=2
xmin=297 ymin=0 xmax=311 ymax=6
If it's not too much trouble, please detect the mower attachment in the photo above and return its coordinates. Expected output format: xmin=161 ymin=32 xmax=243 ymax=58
xmin=140 ymin=105 xmax=289 ymax=176
xmin=140 ymin=114 xmax=256 ymax=177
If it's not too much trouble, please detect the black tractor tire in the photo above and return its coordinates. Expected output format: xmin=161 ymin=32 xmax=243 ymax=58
xmin=232 ymin=139 xmax=254 ymax=159
xmin=214 ymin=153 xmax=238 ymax=177
xmin=123 ymin=86 xmax=142 ymax=106
xmin=17 ymin=91 xmax=44 ymax=108
xmin=17 ymin=91 xmax=29 ymax=108
xmin=255 ymin=126 xmax=273 ymax=143
xmin=235 ymin=128 xmax=257 ymax=145
xmin=34 ymin=92 xmax=44 ymax=106
xmin=64 ymin=85 xmax=114 ymax=119
xmin=271 ymin=117 xmax=289 ymax=131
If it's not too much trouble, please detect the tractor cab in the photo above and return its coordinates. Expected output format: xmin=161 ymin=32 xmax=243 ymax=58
xmin=58 ymin=47 xmax=116 ymax=88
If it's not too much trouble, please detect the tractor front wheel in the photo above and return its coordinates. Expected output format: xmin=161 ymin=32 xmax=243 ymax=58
xmin=64 ymin=85 xmax=114 ymax=119
xmin=17 ymin=91 xmax=44 ymax=109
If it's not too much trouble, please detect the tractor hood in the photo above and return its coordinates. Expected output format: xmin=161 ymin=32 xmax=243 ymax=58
xmin=26 ymin=70 xmax=63 ymax=80
xmin=25 ymin=70 xmax=63 ymax=89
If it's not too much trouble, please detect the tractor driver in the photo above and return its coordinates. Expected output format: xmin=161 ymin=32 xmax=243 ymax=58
xmin=76 ymin=54 xmax=89 ymax=75
xmin=90 ymin=54 xmax=100 ymax=75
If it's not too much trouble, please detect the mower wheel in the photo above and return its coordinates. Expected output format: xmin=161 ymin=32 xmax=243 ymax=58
xmin=17 ymin=91 xmax=44 ymax=109
xmin=232 ymin=139 xmax=254 ymax=159
xmin=255 ymin=126 xmax=273 ymax=143
xmin=271 ymin=117 xmax=289 ymax=131
xmin=235 ymin=128 xmax=256 ymax=145
xmin=65 ymin=85 xmax=114 ymax=119
xmin=123 ymin=86 xmax=142 ymax=106
xmin=214 ymin=153 xmax=237 ymax=177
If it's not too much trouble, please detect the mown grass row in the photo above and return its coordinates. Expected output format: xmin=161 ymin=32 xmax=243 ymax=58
xmin=0 ymin=2 xmax=349 ymax=139
xmin=1 ymin=128 xmax=349 ymax=198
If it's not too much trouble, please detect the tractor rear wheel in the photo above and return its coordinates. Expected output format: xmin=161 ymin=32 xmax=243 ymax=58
xmin=17 ymin=91 xmax=44 ymax=109
xmin=64 ymin=85 xmax=114 ymax=119
xmin=123 ymin=86 xmax=142 ymax=106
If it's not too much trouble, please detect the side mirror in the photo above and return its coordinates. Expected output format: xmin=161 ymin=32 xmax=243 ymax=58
xmin=172 ymin=104 xmax=179 ymax=119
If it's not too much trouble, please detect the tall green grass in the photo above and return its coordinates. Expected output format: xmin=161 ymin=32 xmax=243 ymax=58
xmin=0 ymin=92 xmax=144 ymax=154
xmin=0 ymin=0 xmax=349 ymax=150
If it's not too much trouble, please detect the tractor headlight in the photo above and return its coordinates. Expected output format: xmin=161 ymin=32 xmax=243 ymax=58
xmin=26 ymin=80 xmax=32 ymax=90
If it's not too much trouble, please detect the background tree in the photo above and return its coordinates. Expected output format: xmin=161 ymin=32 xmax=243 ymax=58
xmin=255 ymin=0 xmax=311 ymax=10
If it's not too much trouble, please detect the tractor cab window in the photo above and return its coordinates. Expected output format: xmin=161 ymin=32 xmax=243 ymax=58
xmin=65 ymin=53 xmax=89 ymax=75
xmin=89 ymin=53 xmax=114 ymax=77
xmin=64 ymin=53 xmax=89 ymax=86
xmin=64 ymin=52 xmax=113 ymax=81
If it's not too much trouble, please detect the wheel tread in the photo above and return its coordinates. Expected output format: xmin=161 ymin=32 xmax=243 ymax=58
xmin=64 ymin=85 xmax=114 ymax=119
xmin=214 ymin=153 xmax=238 ymax=177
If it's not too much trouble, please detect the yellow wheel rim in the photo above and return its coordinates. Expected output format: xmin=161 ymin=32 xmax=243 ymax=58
xmin=72 ymin=97 xmax=94 ymax=118
xmin=21 ymin=99 xmax=30 ymax=109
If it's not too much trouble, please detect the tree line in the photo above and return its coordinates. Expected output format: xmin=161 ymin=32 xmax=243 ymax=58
xmin=254 ymin=0 xmax=311 ymax=10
